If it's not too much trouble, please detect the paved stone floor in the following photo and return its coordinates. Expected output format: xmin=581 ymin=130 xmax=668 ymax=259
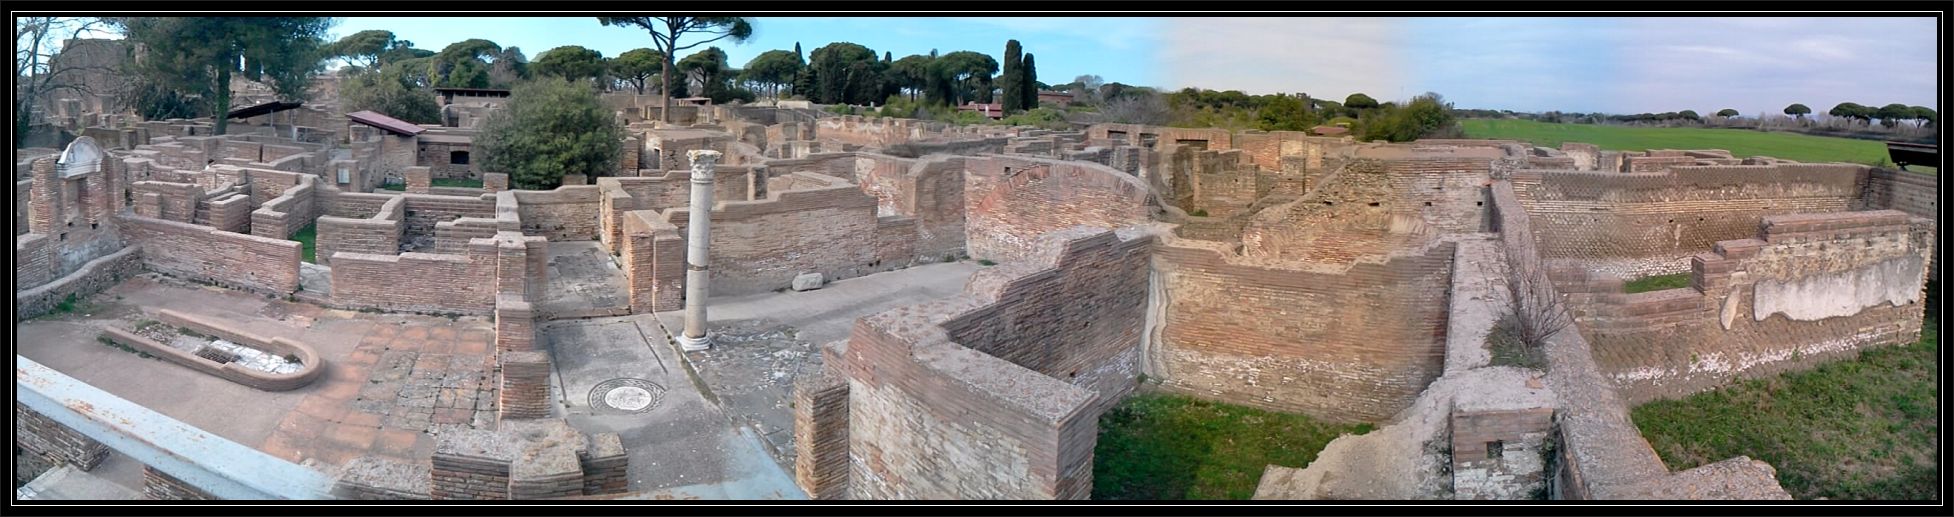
xmin=540 ymin=241 xmax=630 ymax=318
xmin=652 ymin=260 xmax=983 ymax=468
xmin=16 ymin=273 xmax=496 ymax=474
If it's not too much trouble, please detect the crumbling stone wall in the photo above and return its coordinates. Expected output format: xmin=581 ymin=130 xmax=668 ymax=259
xmin=1241 ymin=158 xmax=1489 ymax=264
xmin=1860 ymin=168 xmax=1938 ymax=280
xmin=820 ymin=227 xmax=1153 ymax=499
xmin=1155 ymin=235 xmax=1458 ymax=422
xmin=1512 ymin=164 xmax=1865 ymax=279
xmin=15 ymin=245 xmax=141 ymax=321
xmin=963 ymin=156 xmax=1153 ymax=262
xmin=1581 ymin=210 xmax=1933 ymax=403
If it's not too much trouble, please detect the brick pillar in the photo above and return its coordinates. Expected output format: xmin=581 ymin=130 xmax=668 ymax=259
xmin=498 ymin=351 xmax=550 ymax=420
xmin=405 ymin=166 xmax=431 ymax=194
xmin=525 ymin=237 xmax=548 ymax=303
xmin=16 ymin=405 xmax=109 ymax=471
xmin=429 ymin=427 xmax=514 ymax=500
xmin=793 ymin=370 xmax=850 ymax=500
xmin=483 ymin=173 xmax=509 ymax=193
xmin=28 ymin=157 xmax=59 ymax=235
xmin=494 ymin=295 xmax=535 ymax=353
xmin=578 ymin=433 xmax=628 ymax=495
xmin=494 ymin=232 xmax=527 ymax=297
xmin=142 ymin=465 xmax=217 ymax=500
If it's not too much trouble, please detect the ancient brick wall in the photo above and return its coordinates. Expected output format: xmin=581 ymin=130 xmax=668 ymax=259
xmin=329 ymin=242 xmax=497 ymax=315
xmin=620 ymin=211 xmax=684 ymax=313
xmin=434 ymin=218 xmax=499 ymax=255
xmin=122 ymin=215 xmax=301 ymax=294
xmin=15 ymin=406 xmax=109 ymax=472
xmin=793 ymin=370 xmax=850 ymax=500
xmin=16 ymin=179 xmax=30 ymax=236
xmin=1584 ymin=210 xmax=1933 ymax=403
xmin=15 ymin=245 xmax=141 ymax=321
xmin=823 ymin=227 xmax=1149 ymax=500
xmin=1156 ymin=236 xmax=1457 ymax=422
xmin=1862 ymin=168 xmax=1938 ymax=280
xmin=660 ymin=178 xmax=886 ymax=295
xmin=963 ymin=156 xmax=1154 ymax=263
xmin=401 ymin=193 xmax=494 ymax=238
xmin=143 ymin=466 xmax=216 ymax=500
xmin=1241 ymin=158 xmax=1486 ymax=264
xmin=316 ymin=197 xmax=402 ymax=265
xmin=16 ymin=233 xmax=54 ymax=291
xmin=130 ymin=181 xmax=201 ymax=223
xmin=499 ymin=351 xmax=551 ymax=419
xmin=1451 ymin=407 xmax=1554 ymax=500
xmin=203 ymin=194 xmax=253 ymax=234
xmin=250 ymin=177 xmax=317 ymax=240
xmin=1511 ymin=165 xmax=1864 ymax=279
xmin=513 ymin=186 xmax=600 ymax=241
xmin=938 ymin=227 xmax=1154 ymax=417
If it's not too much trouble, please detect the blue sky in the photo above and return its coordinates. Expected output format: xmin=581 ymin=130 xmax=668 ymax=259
xmin=80 ymin=16 xmax=1937 ymax=115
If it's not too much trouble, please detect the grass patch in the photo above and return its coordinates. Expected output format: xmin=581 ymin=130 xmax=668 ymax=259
xmin=432 ymin=177 xmax=485 ymax=188
xmin=1485 ymin=313 xmax=1544 ymax=370
xmin=977 ymin=259 xmax=997 ymax=266
xmin=379 ymin=183 xmax=405 ymax=191
xmin=1461 ymin=119 xmax=1904 ymax=168
xmin=1623 ymin=272 xmax=1692 ymax=294
xmin=52 ymin=293 xmax=81 ymax=314
xmin=1093 ymin=393 xmax=1373 ymax=500
xmin=1631 ymin=315 xmax=1938 ymax=500
xmin=292 ymin=222 xmax=318 ymax=263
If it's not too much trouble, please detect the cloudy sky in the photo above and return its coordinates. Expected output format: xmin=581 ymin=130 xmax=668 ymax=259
xmin=197 ymin=16 xmax=1937 ymax=115
xmin=1157 ymin=17 xmax=1938 ymax=115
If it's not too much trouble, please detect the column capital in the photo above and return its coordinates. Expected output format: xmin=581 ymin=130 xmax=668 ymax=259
xmin=687 ymin=150 xmax=723 ymax=183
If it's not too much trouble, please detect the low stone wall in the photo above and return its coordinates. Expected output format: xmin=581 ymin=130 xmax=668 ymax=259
xmin=99 ymin=309 xmax=326 ymax=391
xmin=316 ymin=196 xmax=403 ymax=266
xmin=329 ymin=248 xmax=497 ymax=315
xmin=16 ymin=245 xmax=141 ymax=321
xmin=251 ymin=176 xmax=318 ymax=240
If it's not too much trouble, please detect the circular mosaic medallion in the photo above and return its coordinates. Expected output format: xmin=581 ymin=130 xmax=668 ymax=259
xmin=589 ymin=378 xmax=667 ymax=414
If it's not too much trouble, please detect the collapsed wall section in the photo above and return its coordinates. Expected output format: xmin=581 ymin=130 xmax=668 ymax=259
xmin=1578 ymin=210 xmax=1933 ymax=403
xmin=963 ymin=156 xmax=1154 ymax=262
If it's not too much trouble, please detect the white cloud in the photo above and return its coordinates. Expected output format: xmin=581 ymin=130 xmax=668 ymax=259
xmin=1157 ymin=17 xmax=1405 ymax=99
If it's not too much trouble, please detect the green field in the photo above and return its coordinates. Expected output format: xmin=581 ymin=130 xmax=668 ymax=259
xmin=1461 ymin=119 xmax=1904 ymax=167
xmin=1092 ymin=392 xmax=1372 ymax=500
xmin=1632 ymin=314 xmax=1939 ymax=500
xmin=1623 ymin=272 xmax=1692 ymax=294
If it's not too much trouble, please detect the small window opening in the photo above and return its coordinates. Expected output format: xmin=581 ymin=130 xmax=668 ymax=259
xmin=450 ymin=151 xmax=470 ymax=165
xmin=1486 ymin=440 xmax=1505 ymax=460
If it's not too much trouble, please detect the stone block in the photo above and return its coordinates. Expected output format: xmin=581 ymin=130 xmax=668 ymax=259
xmin=792 ymin=272 xmax=825 ymax=292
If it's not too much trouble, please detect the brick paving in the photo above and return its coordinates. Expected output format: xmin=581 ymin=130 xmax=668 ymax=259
xmin=258 ymin=322 xmax=499 ymax=468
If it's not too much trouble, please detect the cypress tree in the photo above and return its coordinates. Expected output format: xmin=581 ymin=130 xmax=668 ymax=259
xmin=1021 ymin=53 xmax=1038 ymax=112
xmin=1001 ymin=39 xmax=1023 ymax=112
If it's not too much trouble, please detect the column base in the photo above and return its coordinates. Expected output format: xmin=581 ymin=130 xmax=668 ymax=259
xmin=676 ymin=332 xmax=712 ymax=352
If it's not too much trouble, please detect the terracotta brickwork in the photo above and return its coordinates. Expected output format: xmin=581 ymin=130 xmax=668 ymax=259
xmin=1862 ymin=168 xmax=1938 ymax=280
xmin=498 ymin=350 xmax=551 ymax=420
xmin=16 ymin=405 xmax=109 ymax=472
xmin=793 ymin=370 xmax=850 ymax=499
xmin=329 ymin=245 xmax=497 ymax=315
xmin=143 ymin=465 xmax=216 ymax=500
xmin=316 ymin=196 xmax=402 ymax=265
xmin=15 ymin=245 xmax=140 ymax=321
xmin=250 ymin=176 xmax=318 ymax=239
xmin=658 ymin=174 xmax=895 ymax=295
xmin=1155 ymin=236 xmax=1458 ymax=422
xmin=1579 ymin=210 xmax=1933 ymax=403
xmin=1511 ymin=164 xmax=1864 ymax=279
xmin=122 ymin=214 xmax=301 ymax=294
xmin=962 ymin=156 xmax=1153 ymax=262
xmin=513 ymin=186 xmax=601 ymax=241
xmin=823 ymin=227 xmax=1151 ymax=500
